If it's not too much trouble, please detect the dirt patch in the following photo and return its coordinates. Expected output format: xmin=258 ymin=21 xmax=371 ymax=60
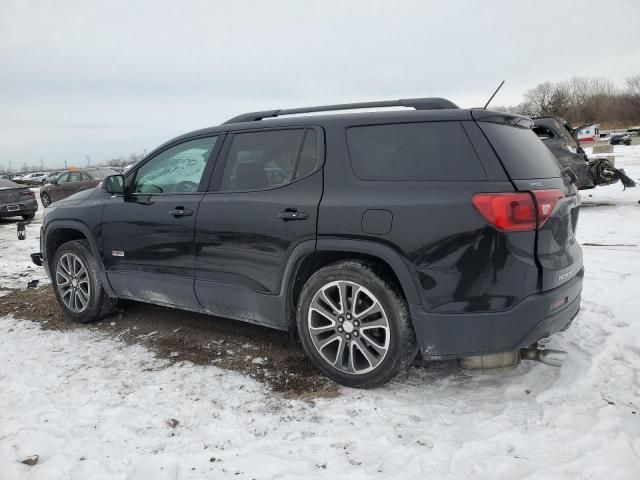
xmin=0 ymin=286 xmax=339 ymax=398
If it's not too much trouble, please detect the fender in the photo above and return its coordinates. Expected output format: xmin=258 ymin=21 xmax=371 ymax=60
xmin=281 ymin=238 xmax=421 ymax=308
xmin=316 ymin=239 xmax=421 ymax=305
xmin=43 ymin=219 xmax=116 ymax=296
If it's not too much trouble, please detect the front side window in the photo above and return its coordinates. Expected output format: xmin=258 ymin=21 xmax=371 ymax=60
xmin=57 ymin=173 xmax=70 ymax=184
xmin=133 ymin=136 xmax=218 ymax=194
xmin=220 ymin=129 xmax=318 ymax=191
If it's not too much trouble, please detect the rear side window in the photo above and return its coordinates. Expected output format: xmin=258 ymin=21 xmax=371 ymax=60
xmin=346 ymin=122 xmax=486 ymax=181
xmin=479 ymin=122 xmax=562 ymax=179
xmin=220 ymin=128 xmax=318 ymax=191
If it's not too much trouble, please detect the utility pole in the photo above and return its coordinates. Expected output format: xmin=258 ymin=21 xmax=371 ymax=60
xmin=64 ymin=159 xmax=68 ymax=169
xmin=86 ymin=155 xmax=91 ymax=167
xmin=40 ymin=158 xmax=44 ymax=170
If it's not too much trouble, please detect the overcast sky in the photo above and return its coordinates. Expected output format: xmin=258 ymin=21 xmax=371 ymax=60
xmin=1 ymin=0 xmax=638 ymax=169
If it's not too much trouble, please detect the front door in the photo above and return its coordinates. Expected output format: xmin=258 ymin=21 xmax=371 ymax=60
xmin=102 ymin=135 xmax=222 ymax=309
xmin=195 ymin=127 xmax=323 ymax=327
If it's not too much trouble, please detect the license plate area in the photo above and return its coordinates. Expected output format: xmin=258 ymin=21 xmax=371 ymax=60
xmin=6 ymin=205 xmax=20 ymax=212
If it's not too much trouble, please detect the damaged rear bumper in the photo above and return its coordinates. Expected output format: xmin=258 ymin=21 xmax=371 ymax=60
xmin=410 ymin=271 xmax=583 ymax=359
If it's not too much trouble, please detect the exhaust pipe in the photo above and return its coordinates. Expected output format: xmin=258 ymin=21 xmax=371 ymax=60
xmin=520 ymin=347 xmax=567 ymax=367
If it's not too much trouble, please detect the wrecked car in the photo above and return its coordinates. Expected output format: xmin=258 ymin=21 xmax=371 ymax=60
xmin=532 ymin=116 xmax=635 ymax=190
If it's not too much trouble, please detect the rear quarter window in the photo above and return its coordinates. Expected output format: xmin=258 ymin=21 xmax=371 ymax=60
xmin=346 ymin=122 xmax=486 ymax=181
xmin=479 ymin=122 xmax=562 ymax=180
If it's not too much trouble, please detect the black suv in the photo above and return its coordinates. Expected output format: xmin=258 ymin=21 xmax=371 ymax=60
xmin=33 ymin=98 xmax=583 ymax=388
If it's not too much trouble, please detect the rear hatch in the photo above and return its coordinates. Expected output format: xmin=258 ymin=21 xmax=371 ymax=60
xmin=474 ymin=111 xmax=583 ymax=291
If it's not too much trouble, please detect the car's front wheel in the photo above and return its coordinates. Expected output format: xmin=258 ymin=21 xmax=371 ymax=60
xmin=297 ymin=260 xmax=417 ymax=388
xmin=41 ymin=192 xmax=51 ymax=208
xmin=52 ymin=240 xmax=117 ymax=323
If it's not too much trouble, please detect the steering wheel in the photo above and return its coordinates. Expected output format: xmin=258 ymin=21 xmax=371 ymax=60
xmin=173 ymin=180 xmax=199 ymax=193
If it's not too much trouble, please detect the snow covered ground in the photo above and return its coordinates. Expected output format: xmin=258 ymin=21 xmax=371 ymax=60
xmin=1 ymin=147 xmax=640 ymax=479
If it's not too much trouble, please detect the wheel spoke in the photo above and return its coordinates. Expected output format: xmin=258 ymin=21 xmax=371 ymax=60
xmin=350 ymin=340 xmax=375 ymax=372
xmin=56 ymin=271 xmax=70 ymax=286
xmin=334 ymin=338 xmax=347 ymax=366
xmin=354 ymin=303 xmax=382 ymax=321
xmin=310 ymin=297 xmax=337 ymax=322
xmin=320 ymin=289 xmax=341 ymax=315
xmin=358 ymin=315 xmax=388 ymax=328
xmin=337 ymin=282 xmax=348 ymax=314
xmin=359 ymin=328 xmax=389 ymax=353
xmin=317 ymin=333 xmax=341 ymax=351
xmin=75 ymin=291 xmax=87 ymax=310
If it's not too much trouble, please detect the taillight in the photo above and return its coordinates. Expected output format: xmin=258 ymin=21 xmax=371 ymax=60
xmin=472 ymin=189 xmax=563 ymax=232
xmin=532 ymin=189 xmax=564 ymax=226
xmin=21 ymin=190 xmax=35 ymax=199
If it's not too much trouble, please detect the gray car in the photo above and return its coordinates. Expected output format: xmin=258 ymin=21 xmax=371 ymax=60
xmin=0 ymin=178 xmax=38 ymax=220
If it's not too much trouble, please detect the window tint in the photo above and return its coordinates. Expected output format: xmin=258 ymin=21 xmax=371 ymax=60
xmin=133 ymin=137 xmax=218 ymax=194
xmin=346 ymin=122 xmax=486 ymax=181
xmin=479 ymin=122 xmax=562 ymax=180
xmin=220 ymin=129 xmax=313 ymax=191
xmin=57 ymin=173 xmax=70 ymax=183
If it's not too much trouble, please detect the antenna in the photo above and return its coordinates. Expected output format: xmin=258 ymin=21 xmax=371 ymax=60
xmin=483 ymin=80 xmax=505 ymax=109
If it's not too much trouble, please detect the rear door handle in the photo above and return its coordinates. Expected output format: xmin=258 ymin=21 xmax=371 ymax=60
xmin=169 ymin=208 xmax=193 ymax=217
xmin=277 ymin=209 xmax=309 ymax=221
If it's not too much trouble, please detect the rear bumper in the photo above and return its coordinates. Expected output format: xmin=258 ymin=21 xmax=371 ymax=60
xmin=0 ymin=199 xmax=38 ymax=217
xmin=410 ymin=271 xmax=583 ymax=359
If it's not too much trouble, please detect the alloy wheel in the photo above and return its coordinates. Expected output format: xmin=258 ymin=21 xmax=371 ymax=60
xmin=307 ymin=280 xmax=390 ymax=375
xmin=56 ymin=253 xmax=91 ymax=313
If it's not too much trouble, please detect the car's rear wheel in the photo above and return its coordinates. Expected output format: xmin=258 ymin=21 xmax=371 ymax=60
xmin=297 ymin=260 xmax=417 ymax=388
xmin=52 ymin=240 xmax=117 ymax=323
xmin=21 ymin=212 xmax=35 ymax=221
xmin=41 ymin=192 xmax=51 ymax=208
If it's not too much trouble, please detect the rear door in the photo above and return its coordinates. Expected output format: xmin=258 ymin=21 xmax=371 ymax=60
xmin=194 ymin=127 xmax=323 ymax=327
xmin=477 ymin=117 xmax=582 ymax=291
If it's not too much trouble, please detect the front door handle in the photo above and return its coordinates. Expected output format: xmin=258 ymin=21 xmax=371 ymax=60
xmin=169 ymin=208 xmax=193 ymax=217
xmin=277 ymin=208 xmax=309 ymax=221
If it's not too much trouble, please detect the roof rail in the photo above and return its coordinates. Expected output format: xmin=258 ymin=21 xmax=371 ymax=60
xmin=222 ymin=97 xmax=459 ymax=125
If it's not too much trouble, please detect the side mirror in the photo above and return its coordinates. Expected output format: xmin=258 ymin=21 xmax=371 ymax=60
xmin=102 ymin=174 xmax=125 ymax=194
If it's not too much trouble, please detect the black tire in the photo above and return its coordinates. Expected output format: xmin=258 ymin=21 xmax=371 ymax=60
xmin=296 ymin=260 xmax=417 ymax=388
xmin=21 ymin=212 xmax=35 ymax=221
xmin=51 ymin=240 xmax=117 ymax=323
xmin=41 ymin=192 xmax=51 ymax=208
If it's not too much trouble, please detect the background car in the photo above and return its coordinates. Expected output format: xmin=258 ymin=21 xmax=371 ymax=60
xmin=610 ymin=134 xmax=632 ymax=146
xmin=15 ymin=172 xmax=47 ymax=185
xmin=40 ymin=167 xmax=119 ymax=207
xmin=0 ymin=178 xmax=38 ymax=220
xmin=42 ymin=171 xmax=63 ymax=185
